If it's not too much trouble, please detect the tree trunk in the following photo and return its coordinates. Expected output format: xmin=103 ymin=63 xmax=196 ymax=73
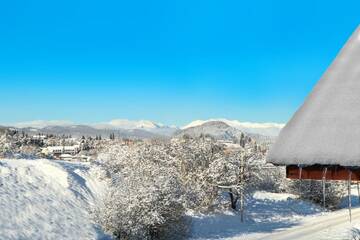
xmin=240 ymin=190 xmax=244 ymax=223
xmin=229 ymin=188 xmax=238 ymax=210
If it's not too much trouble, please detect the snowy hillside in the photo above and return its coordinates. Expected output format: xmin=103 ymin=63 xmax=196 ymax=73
xmin=0 ymin=159 xmax=110 ymax=240
xmin=176 ymin=121 xmax=247 ymax=141
xmin=183 ymin=119 xmax=284 ymax=137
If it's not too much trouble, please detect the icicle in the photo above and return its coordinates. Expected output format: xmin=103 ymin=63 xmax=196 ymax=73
xmin=348 ymin=170 xmax=352 ymax=222
xmin=322 ymin=167 xmax=327 ymax=209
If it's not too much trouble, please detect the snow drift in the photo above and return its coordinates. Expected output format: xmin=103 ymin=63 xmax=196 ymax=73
xmin=0 ymin=159 xmax=109 ymax=240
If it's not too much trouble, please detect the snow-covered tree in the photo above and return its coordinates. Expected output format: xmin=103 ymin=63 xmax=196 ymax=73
xmin=171 ymin=136 xmax=224 ymax=211
xmin=94 ymin=133 xmax=288 ymax=237
xmin=171 ymin=135 xmax=285 ymax=211
xmin=96 ymin=142 xmax=189 ymax=240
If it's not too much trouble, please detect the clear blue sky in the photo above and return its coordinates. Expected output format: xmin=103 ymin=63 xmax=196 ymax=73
xmin=0 ymin=0 xmax=359 ymax=126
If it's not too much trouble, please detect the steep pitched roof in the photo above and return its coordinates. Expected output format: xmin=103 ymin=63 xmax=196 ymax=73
xmin=267 ymin=25 xmax=360 ymax=167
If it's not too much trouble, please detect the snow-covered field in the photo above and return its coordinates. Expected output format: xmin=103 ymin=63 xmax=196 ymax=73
xmin=0 ymin=159 xmax=110 ymax=240
xmin=1 ymin=158 xmax=360 ymax=240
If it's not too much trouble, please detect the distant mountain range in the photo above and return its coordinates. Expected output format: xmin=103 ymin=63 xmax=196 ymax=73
xmin=182 ymin=119 xmax=284 ymax=137
xmin=1 ymin=119 xmax=284 ymax=140
xmin=19 ymin=125 xmax=165 ymax=139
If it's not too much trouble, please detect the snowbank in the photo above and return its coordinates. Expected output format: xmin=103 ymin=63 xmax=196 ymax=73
xmin=0 ymin=159 xmax=110 ymax=240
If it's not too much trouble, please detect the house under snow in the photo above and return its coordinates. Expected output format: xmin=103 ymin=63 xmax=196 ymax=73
xmin=43 ymin=145 xmax=80 ymax=159
xmin=267 ymin=25 xmax=360 ymax=181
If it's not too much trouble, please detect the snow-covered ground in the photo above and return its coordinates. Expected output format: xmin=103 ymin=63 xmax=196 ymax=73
xmin=2 ymin=158 xmax=360 ymax=240
xmin=189 ymin=191 xmax=323 ymax=239
xmin=0 ymin=159 xmax=110 ymax=240
xmin=189 ymin=190 xmax=360 ymax=240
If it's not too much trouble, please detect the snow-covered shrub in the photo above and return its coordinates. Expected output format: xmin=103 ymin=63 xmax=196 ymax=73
xmin=290 ymin=180 xmax=346 ymax=209
xmin=171 ymin=136 xmax=224 ymax=211
xmin=251 ymin=165 xmax=287 ymax=193
xmin=96 ymin=142 xmax=189 ymax=240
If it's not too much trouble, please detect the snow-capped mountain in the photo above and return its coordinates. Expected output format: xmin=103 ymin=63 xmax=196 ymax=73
xmin=182 ymin=119 xmax=284 ymax=137
xmin=6 ymin=119 xmax=178 ymax=138
xmin=12 ymin=120 xmax=74 ymax=129
xmin=17 ymin=125 xmax=166 ymax=139
xmin=93 ymin=119 xmax=162 ymax=130
xmin=176 ymin=121 xmax=246 ymax=141
xmin=93 ymin=119 xmax=178 ymax=136
xmin=12 ymin=119 xmax=168 ymax=131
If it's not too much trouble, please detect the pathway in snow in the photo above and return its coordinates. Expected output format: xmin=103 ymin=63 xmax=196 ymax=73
xmin=190 ymin=191 xmax=323 ymax=239
xmin=0 ymin=159 xmax=110 ymax=240
xmin=190 ymin=191 xmax=360 ymax=240
xmin=247 ymin=206 xmax=360 ymax=240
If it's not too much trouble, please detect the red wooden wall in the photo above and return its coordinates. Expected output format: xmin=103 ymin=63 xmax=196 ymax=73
xmin=286 ymin=165 xmax=360 ymax=181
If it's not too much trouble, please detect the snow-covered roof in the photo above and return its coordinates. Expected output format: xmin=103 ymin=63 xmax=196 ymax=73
xmin=60 ymin=154 xmax=73 ymax=158
xmin=47 ymin=145 xmax=80 ymax=152
xmin=47 ymin=146 xmax=63 ymax=151
xmin=267 ymin=25 xmax=360 ymax=167
xmin=64 ymin=146 xmax=80 ymax=150
xmin=32 ymin=135 xmax=47 ymax=139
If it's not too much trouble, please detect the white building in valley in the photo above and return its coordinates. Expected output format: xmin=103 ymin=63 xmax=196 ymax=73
xmin=42 ymin=145 xmax=80 ymax=158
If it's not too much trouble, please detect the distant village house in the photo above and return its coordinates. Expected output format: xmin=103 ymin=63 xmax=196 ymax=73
xmin=42 ymin=145 xmax=80 ymax=160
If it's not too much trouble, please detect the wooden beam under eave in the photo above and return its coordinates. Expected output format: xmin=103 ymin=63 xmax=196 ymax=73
xmin=286 ymin=165 xmax=360 ymax=181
